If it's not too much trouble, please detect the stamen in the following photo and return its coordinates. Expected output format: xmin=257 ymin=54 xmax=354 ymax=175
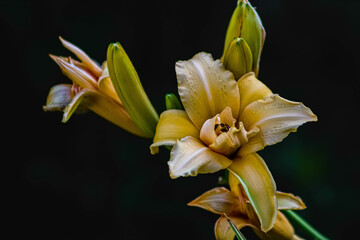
xmin=215 ymin=122 xmax=231 ymax=134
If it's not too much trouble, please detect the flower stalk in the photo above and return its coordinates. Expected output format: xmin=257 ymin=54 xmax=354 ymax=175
xmin=224 ymin=214 xmax=247 ymax=240
xmin=283 ymin=210 xmax=329 ymax=240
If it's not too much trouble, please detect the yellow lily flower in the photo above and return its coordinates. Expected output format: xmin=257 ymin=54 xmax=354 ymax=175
xmin=43 ymin=37 xmax=147 ymax=138
xmin=188 ymin=181 xmax=306 ymax=240
xmin=150 ymin=52 xmax=317 ymax=231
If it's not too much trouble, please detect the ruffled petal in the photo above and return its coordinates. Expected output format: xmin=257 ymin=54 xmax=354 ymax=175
xmin=210 ymin=123 xmax=259 ymax=156
xmin=199 ymin=116 xmax=218 ymax=146
xmin=228 ymin=153 xmax=277 ymax=232
xmin=236 ymin=127 xmax=264 ymax=156
xmin=176 ymin=52 xmax=240 ymax=129
xmin=277 ymin=192 xmax=306 ymax=210
xmin=237 ymin=72 xmax=272 ymax=115
xmin=200 ymin=107 xmax=236 ymax=147
xmin=240 ymin=94 xmax=317 ymax=149
xmin=150 ymin=110 xmax=199 ymax=154
xmin=168 ymin=136 xmax=232 ymax=179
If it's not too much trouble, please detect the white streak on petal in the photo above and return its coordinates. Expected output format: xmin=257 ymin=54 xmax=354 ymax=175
xmin=168 ymin=136 xmax=232 ymax=179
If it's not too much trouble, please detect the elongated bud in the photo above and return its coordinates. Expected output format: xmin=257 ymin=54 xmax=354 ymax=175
xmin=223 ymin=38 xmax=253 ymax=80
xmin=165 ymin=93 xmax=183 ymax=110
xmin=223 ymin=0 xmax=265 ymax=76
xmin=107 ymin=42 xmax=159 ymax=138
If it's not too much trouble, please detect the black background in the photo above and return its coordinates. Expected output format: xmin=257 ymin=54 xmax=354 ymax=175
xmin=4 ymin=0 xmax=360 ymax=239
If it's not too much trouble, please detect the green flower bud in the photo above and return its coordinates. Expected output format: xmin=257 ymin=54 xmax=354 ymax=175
xmin=165 ymin=93 xmax=183 ymax=110
xmin=107 ymin=42 xmax=159 ymax=138
xmin=223 ymin=0 xmax=265 ymax=76
xmin=223 ymin=38 xmax=253 ymax=80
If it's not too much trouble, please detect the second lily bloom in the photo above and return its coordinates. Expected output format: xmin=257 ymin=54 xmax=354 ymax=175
xmin=44 ymin=37 xmax=158 ymax=138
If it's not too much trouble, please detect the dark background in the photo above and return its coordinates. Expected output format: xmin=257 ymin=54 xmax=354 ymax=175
xmin=4 ymin=0 xmax=360 ymax=239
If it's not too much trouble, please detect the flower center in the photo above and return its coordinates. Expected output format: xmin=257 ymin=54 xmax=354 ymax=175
xmin=214 ymin=123 xmax=230 ymax=135
xmin=199 ymin=107 xmax=259 ymax=156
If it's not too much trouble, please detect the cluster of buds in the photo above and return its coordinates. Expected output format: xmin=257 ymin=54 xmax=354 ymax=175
xmin=222 ymin=0 xmax=265 ymax=79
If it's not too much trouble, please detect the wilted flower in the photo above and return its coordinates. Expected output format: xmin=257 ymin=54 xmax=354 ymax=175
xmin=150 ymin=52 xmax=317 ymax=231
xmin=43 ymin=37 xmax=158 ymax=138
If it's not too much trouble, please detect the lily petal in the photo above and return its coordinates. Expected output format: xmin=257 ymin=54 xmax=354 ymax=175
xmin=240 ymin=94 xmax=318 ymax=147
xmin=150 ymin=110 xmax=199 ymax=154
xmin=53 ymin=57 xmax=98 ymax=89
xmin=199 ymin=116 xmax=218 ymax=146
xmin=63 ymin=89 xmax=146 ymax=137
xmin=277 ymin=192 xmax=306 ymax=210
xmin=43 ymin=84 xmax=73 ymax=112
xmin=168 ymin=136 xmax=232 ymax=179
xmin=187 ymin=187 xmax=239 ymax=215
xmin=252 ymin=211 xmax=295 ymax=240
xmin=215 ymin=216 xmax=252 ymax=240
xmin=228 ymin=153 xmax=277 ymax=232
xmin=98 ymin=65 xmax=121 ymax=104
xmin=176 ymin=52 xmax=240 ymax=129
xmin=237 ymin=72 xmax=272 ymax=115
xmin=49 ymin=54 xmax=85 ymax=70
xmin=200 ymin=107 xmax=236 ymax=147
xmin=293 ymin=235 xmax=305 ymax=240
xmin=210 ymin=123 xmax=259 ymax=156
xmin=59 ymin=37 xmax=103 ymax=77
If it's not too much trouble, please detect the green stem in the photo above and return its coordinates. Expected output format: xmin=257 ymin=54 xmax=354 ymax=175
xmin=283 ymin=210 xmax=329 ymax=240
xmin=225 ymin=214 xmax=247 ymax=240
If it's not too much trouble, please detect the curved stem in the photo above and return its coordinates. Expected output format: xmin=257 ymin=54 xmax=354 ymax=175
xmin=283 ymin=210 xmax=329 ymax=240
xmin=224 ymin=214 xmax=247 ymax=240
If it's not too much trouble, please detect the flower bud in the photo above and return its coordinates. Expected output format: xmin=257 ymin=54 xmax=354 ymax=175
xmin=165 ymin=93 xmax=183 ymax=110
xmin=107 ymin=42 xmax=159 ymax=138
xmin=223 ymin=0 xmax=265 ymax=76
xmin=223 ymin=38 xmax=253 ymax=80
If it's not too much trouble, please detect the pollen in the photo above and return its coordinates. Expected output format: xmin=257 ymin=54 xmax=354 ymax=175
xmin=215 ymin=123 xmax=231 ymax=135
